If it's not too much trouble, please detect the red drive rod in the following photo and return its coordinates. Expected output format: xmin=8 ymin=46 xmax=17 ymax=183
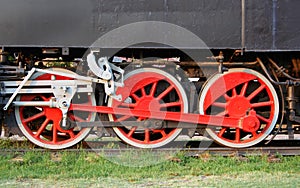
xmin=70 ymin=104 xmax=260 ymax=133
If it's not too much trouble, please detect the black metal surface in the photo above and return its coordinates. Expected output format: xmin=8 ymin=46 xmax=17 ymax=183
xmin=245 ymin=0 xmax=273 ymax=51
xmin=275 ymin=0 xmax=300 ymax=50
xmin=0 ymin=0 xmax=299 ymax=51
xmin=245 ymin=0 xmax=300 ymax=51
xmin=0 ymin=0 xmax=241 ymax=49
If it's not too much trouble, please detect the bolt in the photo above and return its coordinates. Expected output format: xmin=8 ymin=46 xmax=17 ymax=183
xmin=62 ymin=101 xmax=68 ymax=107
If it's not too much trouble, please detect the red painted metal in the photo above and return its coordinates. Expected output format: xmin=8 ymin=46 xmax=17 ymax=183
xmin=241 ymin=110 xmax=260 ymax=132
xmin=110 ymin=71 xmax=187 ymax=146
xmin=202 ymin=71 xmax=276 ymax=144
xmin=68 ymin=71 xmax=261 ymax=135
xmin=70 ymin=104 xmax=244 ymax=129
xmin=110 ymin=68 xmax=189 ymax=145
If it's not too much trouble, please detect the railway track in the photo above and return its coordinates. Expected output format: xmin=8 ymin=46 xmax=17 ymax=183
xmin=85 ymin=140 xmax=300 ymax=156
xmin=1 ymin=140 xmax=299 ymax=157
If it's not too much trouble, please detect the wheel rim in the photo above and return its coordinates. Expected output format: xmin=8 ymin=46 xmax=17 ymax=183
xmin=15 ymin=68 xmax=95 ymax=149
xmin=108 ymin=68 xmax=188 ymax=148
xmin=199 ymin=68 xmax=279 ymax=148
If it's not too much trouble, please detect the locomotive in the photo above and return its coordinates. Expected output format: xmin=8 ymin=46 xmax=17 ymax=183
xmin=0 ymin=0 xmax=299 ymax=149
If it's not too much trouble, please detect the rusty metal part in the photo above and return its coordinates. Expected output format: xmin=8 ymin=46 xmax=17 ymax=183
xmin=287 ymin=86 xmax=297 ymax=111
xmin=291 ymin=58 xmax=299 ymax=77
xmin=258 ymin=58 xmax=300 ymax=85
xmin=265 ymin=67 xmax=285 ymax=145
xmin=286 ymin=84 xmax=300 ymax=123
xmin=122 ymin=61 xmax=258 ymax=67
xmin=268 ymin=58 xmax=300 ymax=81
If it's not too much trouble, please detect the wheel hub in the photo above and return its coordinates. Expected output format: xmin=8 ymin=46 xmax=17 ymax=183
xmin=44 ymin=107 xmax=62 ymax=122
xmin=227 ymin=96 xmax=250 ymax=117
xmin=135 ymin=96 xmax=161 ymax=112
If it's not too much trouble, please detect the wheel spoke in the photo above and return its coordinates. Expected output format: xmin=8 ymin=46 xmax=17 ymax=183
xmin=240 ymin=82 xmax=249 ymax=96
xmin=127 ymin=127 xmax=137 ymax=138
xmin=216 ymin=111 xmax=228 ymax=116
xmin=256 ymin=114 xmax=271 ymax=123
xmin=52 ymin=122 xmax=58 ymax=143
xmin=251 ymin=101 xmax=273 ymax=108
xmin=120 ymin=102 xmax=136 ymax=108
xmin=157 ymin=85 xmax=174 ymax=100
xmin=232 ymin=87 xmax=237 ymax=97
xmin=160 ymin=101 xmax=182 ymax=108
xmin=144 ymin=129 xmax=150 ymax=143
xmin=68 ymin=131 xmax=75 ymax=138
xmin=211 ymin=102 xmax=227 ymax=108
xmin=131 ymin=93 xmax=140 ymax=101
xmin=23 ymin=111 xmax=45 ymax=123
xmin=141 ymin=87 xmax=146 ymax=96
xmin=217 ymin=127 xmax=227 ymax=137
xmin=252 ymin=131 xmax=258 ymax=138
xmin=149 ymin=81 xmax=158 ymax=97
xmin=247 ymin=85 xmax=266 ymax=101
xmin=34 ymin=119 xmax=50 ymax=138
xmin=235 ymin=128 xmax=240 ymax=143
xmin=224 ymin=94 xmax=231 ymax=101
xmin=152 ymin=129 xmax=167 ymax=137
xmin=161 ymin=130 xmax=167 ymax=137
xmin=155 ymin=129 xmax=167 ymax=137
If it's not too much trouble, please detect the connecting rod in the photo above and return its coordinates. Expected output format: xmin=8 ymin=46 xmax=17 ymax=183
xmin=70 ymin=104 xmax=260 ymax=133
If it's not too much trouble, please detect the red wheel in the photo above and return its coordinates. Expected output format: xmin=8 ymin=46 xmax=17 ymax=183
xmin=15 ymin=68 xmax=96 ymax=149
xmin=108 ymin=68 xmax=188 ymax=148
xmin=199 ymin=68 xmax=279 ymax=148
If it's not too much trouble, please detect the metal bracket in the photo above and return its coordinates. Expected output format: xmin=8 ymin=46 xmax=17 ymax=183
xmin=86 ymin=50 xmax=124 ymax=101
xmin=50 ymin=75 xmax=77 ymax=129
xmin=289 ymin=110 xmax=300 ymax=123
xmin=87 ymin=51 xmax=112 ymax=80
xmin=207 ymin=52 xmax=226 ymax=73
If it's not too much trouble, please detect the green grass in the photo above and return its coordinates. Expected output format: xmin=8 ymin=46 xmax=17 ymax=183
xmin=0 ymin=139 xmax=34 ymax=149
xmin=0 ymin=150 xmax=299 ymax=187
